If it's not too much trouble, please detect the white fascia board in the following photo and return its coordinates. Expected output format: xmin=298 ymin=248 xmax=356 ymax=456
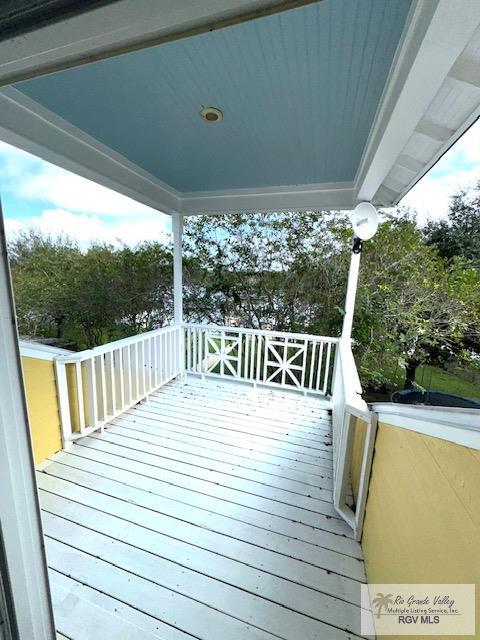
xmin=371 ymin=402 xmax=480 ymax=451
xmin=0 ymin=87 xmax=180 ymax=215
xmin=393 ymin=101 xmax=480 ymax=206
xmin=0 ymin=0 xmax=316 ymax=87
xmin=355 ymin=0 xmax=480 ymax=204
xmin=179 ymin=182 xmax=356 ymax=215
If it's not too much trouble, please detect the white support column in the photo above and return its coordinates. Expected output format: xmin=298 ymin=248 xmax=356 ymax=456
xmin=0 ymin=197 xmax=56 ymax=638
xmin=172 ymin=212 xmax=183 ymax=324
xmin=172 ymin=212 xmax=185 ymax=375
xmin=341 ymin=244 xmax=361 ymax=342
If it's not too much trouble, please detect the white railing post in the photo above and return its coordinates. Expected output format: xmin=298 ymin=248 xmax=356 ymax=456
xmin=172 ymin=212 xmax=185 ymax=375
xmin=54 ymin=360 xmax=73 ymax=447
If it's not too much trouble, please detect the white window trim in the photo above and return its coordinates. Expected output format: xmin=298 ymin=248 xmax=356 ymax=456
xmin=0 ymin=208 xmax=56 ymax=639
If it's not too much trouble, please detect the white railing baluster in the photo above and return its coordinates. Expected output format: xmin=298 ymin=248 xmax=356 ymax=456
xmin=75 ymin=361 xmax=86 ymax=431
xmin=187 ymin=327 xmax=191 ymax=371
xmin=123 ymin=345 xmax=131 ymax=406
xmin=105 ymin=351 xmax=115 ymax=418
xmin=193 ymin=328 xmax=197 ymax=373
xmin=161 ymin=332 xmax=166 ymax=384
xmin=116 ymin=348 xmax=124 ymax=412
xmin=204 ymin=329 xmax=208 ymax=374
xmin=198 ymin=329 xmax=203 ymax=373
xmin=250 ymin=334 xmax=255 ymax=380
xmin=146 ymin=337 xmax=151 ymax=393
xmin=153 ymin=336 xmax=159 ymax=388
xmin=323 ymin=342 xmax=332 ymax=395
xmin=139 ymin=339 xmax=146 ymax=396
xmin=300 ymin=339 xmax=308 ymax=388
xmin=150 ymin=337 xmax=155 ymax=391
xmin=220 ymin=331 xmax=225 ymax=377
xmin=309 ymin=341 xmax=316 ymax=390
xmin=85 ymin=357 xmax=98 ymax=429
xmin=237 ymin=333 xmax=242 ymax=378
xmin=132 ymin=343 xmax=139 ymax=401
xmin=96 ymin=355 xmax=107 ymax=425
xmin=281 ymin=338 xmax=287 ymax=386
xmin=256 ymin=335 xmax=262 ymax=383
xmin=262 ymin=336 xmax=268 ymax=382
xmin=316 ymin=342 xmax=324 ymax=391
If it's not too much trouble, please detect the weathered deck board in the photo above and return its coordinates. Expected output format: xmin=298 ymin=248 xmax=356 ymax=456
xmin=39 ymin=376 xmax=367 ymax=639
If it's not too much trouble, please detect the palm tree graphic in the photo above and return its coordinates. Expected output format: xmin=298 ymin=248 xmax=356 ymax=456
xmin=372 ymin=593 xmax=394 ymax=618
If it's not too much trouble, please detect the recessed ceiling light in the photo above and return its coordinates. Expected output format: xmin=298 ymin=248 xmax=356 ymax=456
xmin=200 ymin=107 xmax=223 ymax=122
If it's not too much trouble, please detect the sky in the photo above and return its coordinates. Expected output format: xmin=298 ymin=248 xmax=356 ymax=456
xmin=0 ymin=141 xmax=171 ymax=249
xmin=1 ymin=118 xmax=480 ymax=247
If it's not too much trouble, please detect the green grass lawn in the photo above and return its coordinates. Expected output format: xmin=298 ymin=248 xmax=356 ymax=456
xmin=414 ymin=365 xmax=480 ymax=401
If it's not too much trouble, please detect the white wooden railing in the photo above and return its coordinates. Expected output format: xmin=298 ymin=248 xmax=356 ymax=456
xmin=184 ymin=323 xmax=337 ymax=395
xmin=51 ymin=319 xmax=377 ymax=539
xmin=331 ymin=339 xmax=377 ymax=540
xmin=54 ymin=325 xmax=183 ymax=444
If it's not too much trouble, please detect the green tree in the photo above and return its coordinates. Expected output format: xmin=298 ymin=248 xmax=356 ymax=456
xmin=68 ymin=244 xmax=121 ymax=348
xmin=425 ymin=182 xmax=480 ymax=267
xmin=183 ymin=211 xmax=349 ymax=334
xmin=354 ymin=212 xmax=480 ymax=389
xmin=8 ymin=230 xmax=81 ymax=339
xmin=8 ymin=233 xmax=175 ymax=349
xmin=115 ymin=243 xmax=173 ymax=333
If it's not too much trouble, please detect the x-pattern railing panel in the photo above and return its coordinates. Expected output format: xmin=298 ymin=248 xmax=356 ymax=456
xmin=264 ymin=338 xmax=308 ymax=387
xmin=185 ymin=324 xmax=337 ymax=396
xmin=205 ymin=332 xmax=241 ymax=377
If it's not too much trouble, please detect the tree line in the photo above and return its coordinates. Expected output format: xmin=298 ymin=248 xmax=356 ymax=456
xmin=9 ymin=183 xmax=480 ymax=392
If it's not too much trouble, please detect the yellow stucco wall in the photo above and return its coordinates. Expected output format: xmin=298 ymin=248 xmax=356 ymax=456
xmin=350 ymin=416 xmax=368 ymax=505
xmin=21 ymin=356 xmax=63 ymax=464
xmin=361 ymin=422 xmax=480 ymax=640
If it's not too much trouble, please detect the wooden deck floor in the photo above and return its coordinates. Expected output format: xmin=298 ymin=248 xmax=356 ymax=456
xmin=37 ymin=376 xmax=367 ymax=640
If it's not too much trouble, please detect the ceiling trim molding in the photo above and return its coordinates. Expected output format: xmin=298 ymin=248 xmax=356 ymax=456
xmin=179 ymin=183 xmax=355 ymax=215
xmin=355 ymin=0 xmax=480 ymax=205
xmin=0 ymin=87 xmax=181 ymax=214
xmin=0 ymin=0 xmax=317 ymax=87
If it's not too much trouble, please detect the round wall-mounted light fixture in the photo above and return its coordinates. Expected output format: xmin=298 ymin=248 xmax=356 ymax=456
xmin=351 ymin=202 xmax=379 ymax=241
xmin=200 ymin=107 xmax=223 ymax=122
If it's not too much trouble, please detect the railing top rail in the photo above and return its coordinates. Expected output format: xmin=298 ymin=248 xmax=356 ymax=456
xmin=183 ymin=323 xmax=339 ymax=343
xmin=54 ymin=324 xmax=180 ymax=362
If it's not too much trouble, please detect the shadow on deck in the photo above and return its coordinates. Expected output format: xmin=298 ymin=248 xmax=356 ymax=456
xmin=37 ymin=376 xmax=367 ymax=639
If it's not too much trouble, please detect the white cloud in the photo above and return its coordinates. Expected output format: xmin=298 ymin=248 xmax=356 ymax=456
xmin=17 ymin=166 xmax=158 ymax=217
xmin=0 ymin=140 xmax=163 ymax=217
xmin=5 ymin=208 xmax=170 ymax=250
xmin=0 ymin=140 xmax=171 ymax=247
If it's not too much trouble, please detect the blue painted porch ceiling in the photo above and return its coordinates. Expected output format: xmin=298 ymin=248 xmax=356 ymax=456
xmin=15 ymin=0 xmax=412 ymax=193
